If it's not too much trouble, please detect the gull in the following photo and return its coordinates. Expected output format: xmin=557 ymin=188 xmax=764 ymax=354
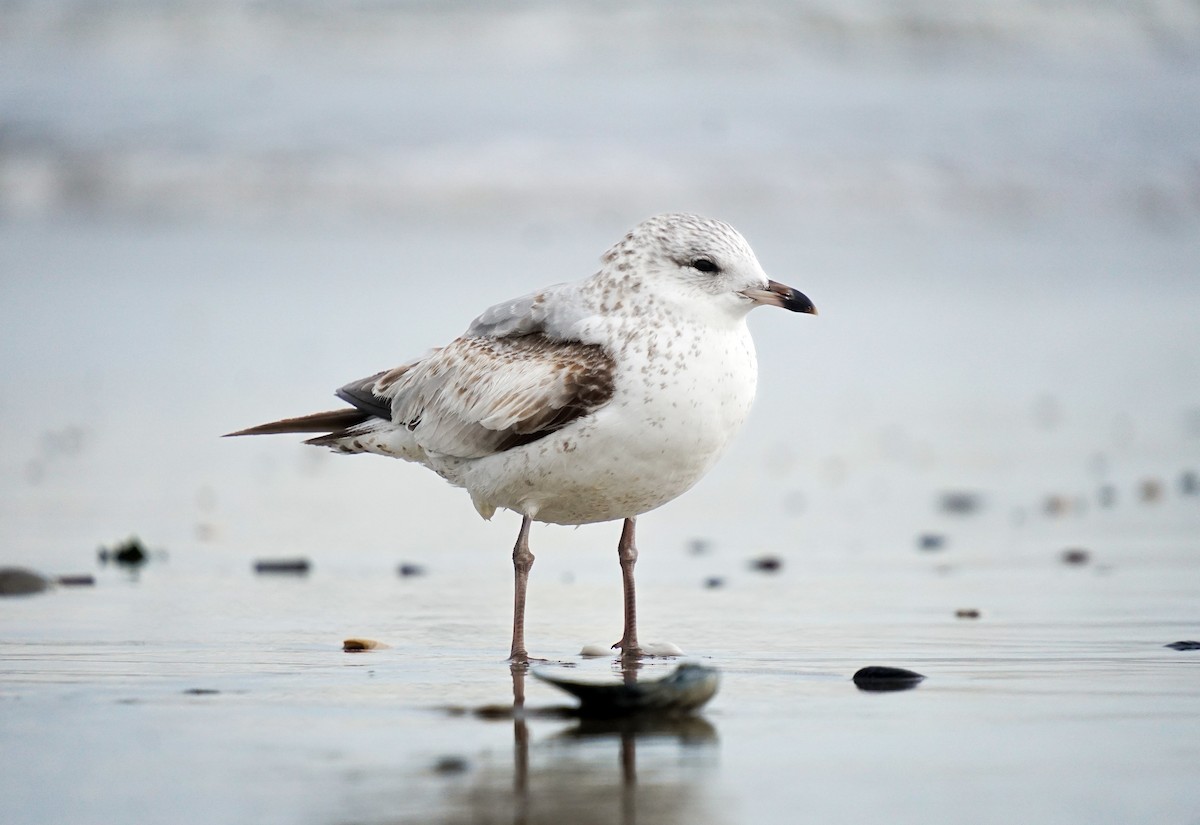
xmin=227 ymin=213 xmax=815 ymax=662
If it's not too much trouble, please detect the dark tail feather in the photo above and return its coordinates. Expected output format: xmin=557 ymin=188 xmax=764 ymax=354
xmin=224 ymin=409 xmax=373 ymax=438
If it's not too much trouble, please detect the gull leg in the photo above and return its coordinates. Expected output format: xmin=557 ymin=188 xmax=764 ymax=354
xmin=509 ymin=515 xmax=534 ymax=663
xmin=615 ymin=517 xmax=642 ymax=658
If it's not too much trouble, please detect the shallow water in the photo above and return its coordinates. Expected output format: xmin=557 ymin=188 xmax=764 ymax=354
xmin=4 ymin=527 xmax=1200 ymax=824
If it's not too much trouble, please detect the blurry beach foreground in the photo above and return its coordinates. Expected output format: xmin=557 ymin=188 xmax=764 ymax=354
xmin=1 ymin=3 xmax=1199 ymax=824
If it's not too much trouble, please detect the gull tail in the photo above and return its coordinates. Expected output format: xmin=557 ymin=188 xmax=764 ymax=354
xmin=224 ymin=409 xmax=373 ymax=439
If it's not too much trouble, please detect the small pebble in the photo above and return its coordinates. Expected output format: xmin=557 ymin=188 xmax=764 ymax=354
xmin=343 ymin=638 xmax=389 ymax=652
xmin=748 ymin=555 xmax=783 ymax=573
xmin=99 ymin=537 xmax=148 ymax=567
xmin=0 ymin=567 xmax=51 ymax=596
xmin=917 ymin=533 xmax=945 ymax=551
xmin=1043 ymin=494 xmax=1070 ymax=517
xmin=1061 ymin=548 xmax=1090 ymax=566
xmin=955 ymin=608 xmax=981 ymax=619
xmin=1180 ymin=471 xmax=1199 ymax=496
xmin=183 ymin=688 xmax=220 ymax=695
xmin=687 ymin=538 xmax=711 ymax=555
xmin=432 ymin=756 xmax=469 ymax=775
xmin=852 ymin=666 xmax=925 ymax=692
xmin=939 ymin=491 xmax=982 ymax=515
xmin=54 ymin=574 xmax=95 ymax=587
xmin=1140 ymin=479 xmax=1163 ymax=503
xmin=1165 ymin=640 xmax=1200 ymax=651
xmin=580 ymin=643 xmax=612 ymax=658
xmin=397 ymin=563 xmax=425 ymax=577
xmin=472 ymin=705 xmax=513 ymax=720
xmin=703 ymin=576 xmax=725 ymax=589
xmin=254 ymin=557 xmax=310 ymax=574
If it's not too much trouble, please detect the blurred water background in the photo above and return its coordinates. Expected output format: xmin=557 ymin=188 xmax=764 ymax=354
xmin=2 ymin=0 xmax=1198 ymax=569
xmin=2 ymin=2 xmax=1200 ymax=823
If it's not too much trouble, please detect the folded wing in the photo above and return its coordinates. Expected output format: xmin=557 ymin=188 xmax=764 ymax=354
xmin=330 ymin=334 xmax=615 ymax=458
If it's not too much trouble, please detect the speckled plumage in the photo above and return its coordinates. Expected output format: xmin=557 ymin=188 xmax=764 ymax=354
xmin=228 ymin=213 xmax=815 ymax=659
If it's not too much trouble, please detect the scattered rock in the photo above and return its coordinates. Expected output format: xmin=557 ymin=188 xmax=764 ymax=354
xmin=1180 ymin=471 xmax=1198 ymax=496
xmin=253 ymin=557 xmax=310 ymax=574
xmin=54 ymin=574 xmax=95 ymax=587
xmin=397 ymin=563 xmax=425 ymax=577
xmin=852 ymin=666 xmax=925 ymax=692
xmin=1043 ymin=494 xmax=1070 ymax=517
xmin=703 ymin=576 xmax=724 ymax=589
xmin=939 ymin=491 xmax=982 ymax=515
xmin=343 ymin=638 xmax=389 ymax=652
xmin=472 ymin=704 xmax=514 ymax=720
xmin=1140 ymin=479 xmax=1163 ymax=503
xmin=432 ymin=756 xmax=469 ymax=775
xmin=0 ymin=567 xmax=51 ymax=596
xmin=1165 ymin=640 xmax=1200 ymax=651
xmin=748 ymin=555 xmax=783 ymax=573
xmin=955 ymin=608 xmax=981 ymax=619
xmin=98 ymin=537 xmax=148 ymax=567
xmin=917 ymin=533 xmax=945 ymax=551
xmin=1061 ymin=548 xmax=1090 ymax=566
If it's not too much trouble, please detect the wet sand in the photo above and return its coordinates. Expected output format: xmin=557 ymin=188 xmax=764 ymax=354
xmin=3 ymin=523 xmax=1199 ymax=824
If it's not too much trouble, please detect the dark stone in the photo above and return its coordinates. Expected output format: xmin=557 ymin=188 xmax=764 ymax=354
xmin=703 ymin=576 xmax=724 ymax=589
xmin=748 ymin=555 xmax=783 ymax=573
xmin=1165 ymin=641 xmax=1200 ymax=651
xmin=183 ymin=688 xmax=220 ymax=695
xmin=852 ymin=666 xmax=925 ymax=692
xmin=99 ymin=537 xmax=148 ymax=567
xmin=1181 ymin=471 xmax=1199 ymax=496
xmin=433 ymin=756 xmax=470 ymax=775
xmin=1140 ymin=479 xmax=1164 ymax=503
xmin=918 ymin=533 xmax=945 ymax=551
xmin=1043 ymin=495 xmax=1070 ymax=517
xmin=397 ymin=563 xmax=425 ymax=577
xmin=955 ymin=608 xmax=981 ymax=619
xmin=253 ymin=557 xmax=310 ymax=574
xmin=54 ymin=574 xmax=95 ymax=587
xmin=0 ymin=567 xmax=51 ymax=596
xmin=939 ymin=491 xmax=982 ymax=515
xmin=1061 ymin=548 xmax=1090 ymax=566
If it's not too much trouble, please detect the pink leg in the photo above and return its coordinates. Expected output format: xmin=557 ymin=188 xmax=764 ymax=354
xmin=509 ymin=515 xmax=534 ymax=663
xmin=615 ymin=517 xmax=641 ymax=657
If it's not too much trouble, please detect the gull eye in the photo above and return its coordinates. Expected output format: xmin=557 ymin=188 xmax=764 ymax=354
xmin=691 ymin=257 xmax=720 ymax=274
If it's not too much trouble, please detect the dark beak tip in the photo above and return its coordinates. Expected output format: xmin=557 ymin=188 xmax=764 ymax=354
xmin=787 ymin=290 xmax=817 ymax=315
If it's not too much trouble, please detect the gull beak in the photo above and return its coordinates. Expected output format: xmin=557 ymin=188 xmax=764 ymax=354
xmin=740 ymin=280 xmax=817 ymax=314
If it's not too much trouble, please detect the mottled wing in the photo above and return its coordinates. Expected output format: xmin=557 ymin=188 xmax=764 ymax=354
xmin=336 ymin=334 xmax=615 ymax=459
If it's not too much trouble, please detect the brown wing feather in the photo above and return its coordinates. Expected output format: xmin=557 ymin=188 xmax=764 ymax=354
xmin=225 ymin=335 xmax=615 ymax=458
xmin=370 ymin=333 xmax=616 ymax=459
xmin=223 ymin=409 xmax=372 ymax=438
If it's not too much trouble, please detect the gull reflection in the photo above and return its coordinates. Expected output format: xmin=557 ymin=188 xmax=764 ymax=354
xmin=449 ymin=661 xmax=721 ymax=825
